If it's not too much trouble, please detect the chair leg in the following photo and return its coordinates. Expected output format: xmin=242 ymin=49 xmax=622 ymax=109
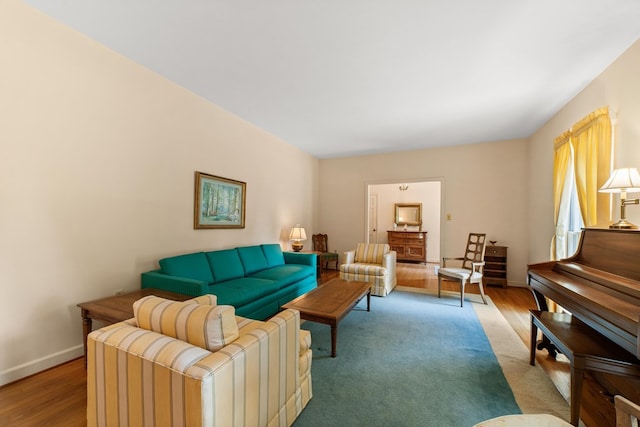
xmin=437 ymin=276 xmax=442 ymax=298
xmin=460 ymin=280 xmax=465 ymax=307
xmin=478 ymin=280 xmax=488 ymax=305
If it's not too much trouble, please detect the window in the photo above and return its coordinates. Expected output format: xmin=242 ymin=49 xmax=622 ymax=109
xmin=552 ymin=107 xmax=611 ymax=260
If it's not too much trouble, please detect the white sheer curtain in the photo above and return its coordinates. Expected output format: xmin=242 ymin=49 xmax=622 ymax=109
xmin=554 ymin=145 xmax=584 ymax=259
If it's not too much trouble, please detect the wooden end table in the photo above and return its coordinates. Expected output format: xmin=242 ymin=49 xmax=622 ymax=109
xmin=282 ymin=278 xmax=370 ymax=357
xmin=77 ymin=289 xmax=191 ymax=367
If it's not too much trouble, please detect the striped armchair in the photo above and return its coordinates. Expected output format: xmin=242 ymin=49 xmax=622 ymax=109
xmin=339 ymin=243 xmax=397 ymax=296
xmin=87 ymin=296 xmax=312 ymax=427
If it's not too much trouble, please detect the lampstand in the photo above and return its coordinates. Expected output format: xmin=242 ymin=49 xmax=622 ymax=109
xmin=611 ymin=193 xmax=639 ymax=229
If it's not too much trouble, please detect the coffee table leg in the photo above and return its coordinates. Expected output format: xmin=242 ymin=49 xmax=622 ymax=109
xmin=331 ymin=324 xmax=337 ymax=358
xmin=366 ymin=290 xmax=371 ymax=312
xmin=81 ymin=309 xmax=92 ymax=369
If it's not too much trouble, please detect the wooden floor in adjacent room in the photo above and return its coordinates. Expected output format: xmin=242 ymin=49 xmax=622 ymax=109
xmin=0 ymin=262 xmax=619 ymax=426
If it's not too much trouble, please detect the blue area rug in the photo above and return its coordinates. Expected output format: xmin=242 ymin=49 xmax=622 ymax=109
xmin=293 ymin=290 xmax=521 ymax=427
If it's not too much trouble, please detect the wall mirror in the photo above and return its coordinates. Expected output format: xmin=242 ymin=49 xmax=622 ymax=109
xmin=395 ymin=203 xmax=422 ymax=226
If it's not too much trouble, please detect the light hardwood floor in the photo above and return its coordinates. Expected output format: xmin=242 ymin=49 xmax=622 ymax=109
xmin=0 ymin=262 xmax=618 ymax=426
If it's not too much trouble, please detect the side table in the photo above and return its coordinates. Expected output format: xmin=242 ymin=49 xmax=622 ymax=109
xmin=77 ymin=288 xmax=190 ymax=367
xmin=302 ymin=250 xmax=339 ymax=280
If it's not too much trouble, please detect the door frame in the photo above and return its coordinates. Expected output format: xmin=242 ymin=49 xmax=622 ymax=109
xmin=365 ymin=178 xmax=444 ymax=264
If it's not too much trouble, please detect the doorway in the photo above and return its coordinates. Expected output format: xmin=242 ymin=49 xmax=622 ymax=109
xmin=366 ymin=179 xmax=442 ymax=263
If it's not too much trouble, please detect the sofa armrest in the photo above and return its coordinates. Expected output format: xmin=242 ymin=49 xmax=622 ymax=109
xmin=382 ymin=250 xmax=397 ymax=281
xmin=382 ymin=250 xmax=396 ymax=268
xmin=472 ymin=261 xmax=485 ymax=274
xmin=284 ymin=251 xmax=316 ymax=267
xmin=141 ymin=270 xmax=209 ymax=296
xmin=343 ymin=250 xmax=355 ymax=264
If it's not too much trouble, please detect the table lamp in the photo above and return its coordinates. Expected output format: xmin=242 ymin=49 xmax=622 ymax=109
xmin=289 ymin=224 xmax=307 ymax=251
xmin=598 ymin=167 xmax=640 ymax=229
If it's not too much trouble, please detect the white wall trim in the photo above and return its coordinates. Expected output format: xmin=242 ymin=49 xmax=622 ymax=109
xmin=0 ymin=345 xmax=83 ymax=386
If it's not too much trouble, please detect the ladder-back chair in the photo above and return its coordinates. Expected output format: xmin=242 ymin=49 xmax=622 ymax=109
xmin=312 ymin=233 xmax=339 ymax=271
xmin=437 ymin=233 xmax=488 ymax=307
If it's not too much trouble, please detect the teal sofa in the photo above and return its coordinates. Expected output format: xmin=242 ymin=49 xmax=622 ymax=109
xmin=141 ymin=244 xmax=317 ymax=320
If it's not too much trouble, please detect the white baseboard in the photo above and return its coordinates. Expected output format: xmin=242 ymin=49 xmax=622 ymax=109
xmin=0 ymin=345 xmax=83 ymax=386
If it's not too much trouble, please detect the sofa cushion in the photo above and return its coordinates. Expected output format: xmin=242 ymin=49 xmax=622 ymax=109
xmin=206 ymin=249 xmax=245 ymax=282
xmin=261 ymin=244 xmax=285 ymax=267
xmin=237 ymin=245 xmax=270 ymax=274
xmin=250 ymin=265 xmax=314 ymax=288
xmin=159 ymin=252 xmax=214 ymax=284
xmin=341 ymin=263 xmax=387 ymax=277
xmin=133 ymin=295 xmax=238 ymax=351
xmin=207 ymin=278 xmax=280 ymax=307
xmin=355 ymin=243 xmax=389 ymax=264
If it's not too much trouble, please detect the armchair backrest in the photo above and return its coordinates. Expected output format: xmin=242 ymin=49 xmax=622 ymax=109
xmin=355 ymin=243 xmax=389 ymax=264
xmin=461 ymin=233 xmax=487 ymax=270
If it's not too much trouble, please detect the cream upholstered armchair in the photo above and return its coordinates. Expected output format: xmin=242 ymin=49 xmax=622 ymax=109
xmin=87 ymin=294 xmax=312 ymax=427
xmin=339 ymin=243 xmax=397 ymax=296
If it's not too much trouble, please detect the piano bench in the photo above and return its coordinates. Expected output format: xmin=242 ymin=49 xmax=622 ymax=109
xmin=529 ymin=310 xmax=640 ymax=427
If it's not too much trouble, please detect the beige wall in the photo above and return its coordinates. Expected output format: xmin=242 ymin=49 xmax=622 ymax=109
xmin=527 ymin=39 xmax=640 ymax=264
xmin=0 ymin=1 xmax=318 ymax=384
xmin=319 ymin=139 xmax=529 ymax=285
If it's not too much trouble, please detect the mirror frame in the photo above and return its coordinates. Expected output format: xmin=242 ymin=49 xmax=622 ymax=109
xmin=394 ymin=203 xmax=422 ymax=226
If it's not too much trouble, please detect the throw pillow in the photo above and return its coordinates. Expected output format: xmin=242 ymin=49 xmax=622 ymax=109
xmin=133 ymin=295 xmax=238 ymax=351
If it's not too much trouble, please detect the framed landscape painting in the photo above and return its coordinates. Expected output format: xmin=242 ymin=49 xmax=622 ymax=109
xmin=194 ymin=171 xmax=246 ymax=229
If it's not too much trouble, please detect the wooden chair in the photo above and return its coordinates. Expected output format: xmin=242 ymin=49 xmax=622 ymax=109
xmin=437 ymin=232 xmax=488 ymax=307
xmin=615 ymin=395 xmax=640 ymax=427
xmin=312 ymin=233 xmax=339 ymax=271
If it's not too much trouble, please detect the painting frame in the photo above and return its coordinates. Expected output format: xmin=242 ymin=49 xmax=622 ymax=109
xmin=194 ymin=171 xmax=246 ymax=229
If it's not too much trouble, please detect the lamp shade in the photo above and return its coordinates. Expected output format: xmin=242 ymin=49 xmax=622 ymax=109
xmin=599 ymin=168 xmax=640 ymax=193
xmin=289 ymin=225 xmax=307 ymax=241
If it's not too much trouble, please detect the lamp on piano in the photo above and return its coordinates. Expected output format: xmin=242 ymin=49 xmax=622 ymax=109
xmin=598 ymin=167 xmax=640 ymax=229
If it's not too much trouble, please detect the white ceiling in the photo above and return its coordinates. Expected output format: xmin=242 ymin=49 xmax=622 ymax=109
xmin=24 ymin=0 xmax=640 ymax=159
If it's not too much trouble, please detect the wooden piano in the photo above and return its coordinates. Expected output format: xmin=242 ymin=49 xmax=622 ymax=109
xmin=528 ymin=228 xmax=640 ymax=426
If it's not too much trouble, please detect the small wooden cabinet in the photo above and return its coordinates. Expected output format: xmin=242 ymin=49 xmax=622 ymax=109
xmin=387 ymin=231 xmax=427 ymax=263
xmin=484 ymin=245 xmax=507 ymax=287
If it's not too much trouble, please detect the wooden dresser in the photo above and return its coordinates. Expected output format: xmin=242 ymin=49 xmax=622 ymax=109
xmin=387 ymin=230 xmax=427 ymax=263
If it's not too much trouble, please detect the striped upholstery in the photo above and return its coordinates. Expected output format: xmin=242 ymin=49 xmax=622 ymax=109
xmin=133 ymin=295 xmax=239 ymax=352
xmin=340 ymin=243 xmax=397 ymax=296
xmin=187 ymin=294 xmax=218 ymax=306
xmin=87 ymin=308 xmax=312 ymax=427
xmin=341 ymin=263 xmax=387 ymax=277
xmin=354 ymin=243 xmax=388 ymax=264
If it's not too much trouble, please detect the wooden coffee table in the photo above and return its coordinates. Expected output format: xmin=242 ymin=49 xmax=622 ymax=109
xmin=283 ymin=278 xmax=371 ymax=357
xmin=77 ymin=288 xmax=191 ymax=367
